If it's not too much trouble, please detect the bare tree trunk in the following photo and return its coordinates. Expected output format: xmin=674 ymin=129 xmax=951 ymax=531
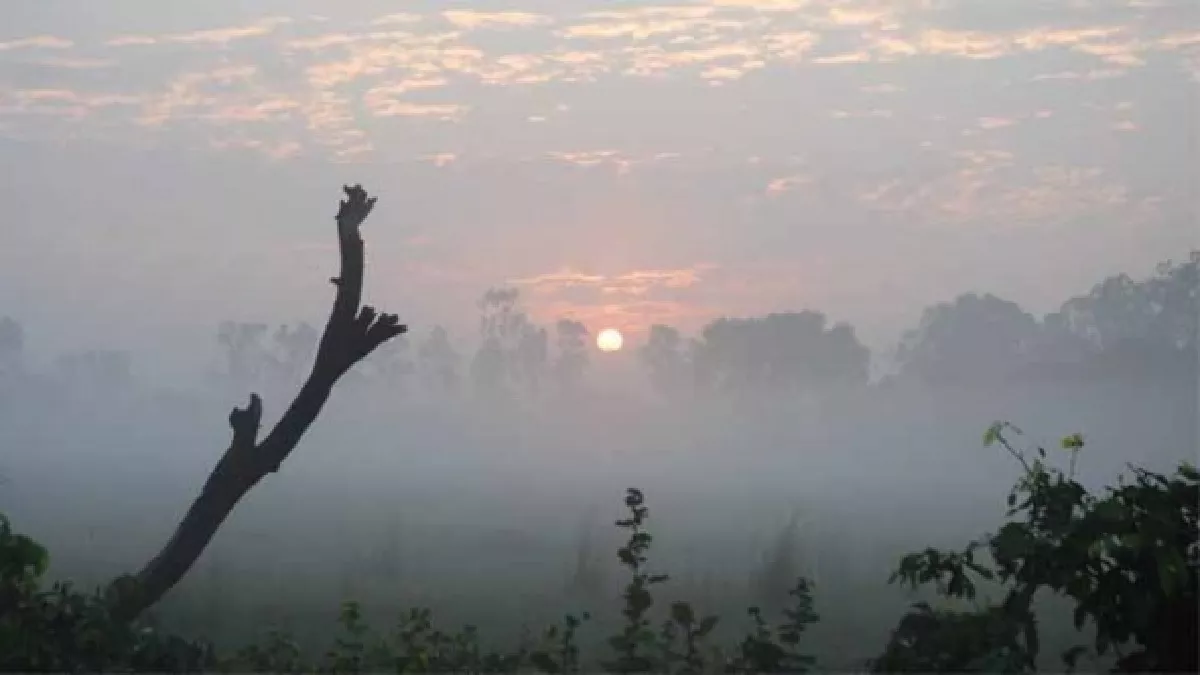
xmin=105 ymin=185 xmax=407 ymax=623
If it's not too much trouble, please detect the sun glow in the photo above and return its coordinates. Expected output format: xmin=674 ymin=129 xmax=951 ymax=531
xmin=596 ymin=328 xmax=624 ymax=352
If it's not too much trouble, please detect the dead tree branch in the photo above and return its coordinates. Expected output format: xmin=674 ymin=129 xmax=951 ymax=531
xmin=105 ymin=185 xmax=407 ymax=622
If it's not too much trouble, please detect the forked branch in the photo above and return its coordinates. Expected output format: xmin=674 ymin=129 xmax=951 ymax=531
xmin=106 ymin=185 xmax=407 ymax=622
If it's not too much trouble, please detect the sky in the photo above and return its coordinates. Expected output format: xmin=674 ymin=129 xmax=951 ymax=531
xmin=0 ymin=0 xmax=1197 ymax=374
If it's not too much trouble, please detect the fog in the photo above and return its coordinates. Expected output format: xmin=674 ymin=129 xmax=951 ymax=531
xmin=1 ymin=1 xmax=1197 ymax=665
xmin=1 ymin=266 xmax=1194 ymax=667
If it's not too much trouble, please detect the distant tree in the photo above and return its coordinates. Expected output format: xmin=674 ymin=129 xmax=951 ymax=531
xmin=55 ymin=350 xmax=133 ymax=391
xmin=0 ymin=317 xmax=26 ymax=406
xmin=360 ymin=333 xmax=413 ymax=389
xmin=0 ymin=316 xmax=23 ymax=376
xmin=896 ymin=294 xmax=1040 ymax=386
xmin=1036 ymin=252 xmax=1198 ymax=381
xmin=639 ymin=324 xmax=691 ymax=397
xmin=691 ymin=311 xmax=869 ymax=394
xmin=1049 ymin=253 xmax=1198 ymax=352
xmin=1147 ymin=251 xmax=1200 ymax=349
xmin=470 ymin=288 xmax=547 ymax=397
xmin=553 ymin=319 xmax=590 ymax=393
xmin=514 ymin=322 xmax=549 ymax=394
xmin=416 ymin=325 xmax=461 ymax=395
xmin=216 ymin=321 xmax=327 ymax=391
xmin=270 ymin=322 xmax=319 ymax=384
xmin=471 ymin=337 xmax=506 ymax=395
xmin=216 ymin=321 xmax=271 ymax=385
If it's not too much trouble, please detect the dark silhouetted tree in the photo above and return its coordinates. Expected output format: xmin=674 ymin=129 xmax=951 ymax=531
xmin=271 ymin=322 xmax=319 ymax=384
xmin=103 ymin=185 xmax=407 ymax=623
xmin=1038 ymin=252 xmax=1198 ymax=380
xmin=553 ymin=319 xmax=589 ymax=393
xmin=639 ymin=324 xmax=690 ymax=397
xmin=691 ymin=311 xmax=869 ymax=394
xmin=0 ymin=316 xmax=23 ymax=376
xmin=360 ymin=333 xmax=413 ymax=388
xmin=55 ymin=350 xmax=134 ymax=391
xmin=470 ymin=288 xmax=547 ymax=397
xmin=0 ymin=317 xmax=26 ymax=406
xmin=416 ymin=325 xmax=460 ymax=395
xmin=216 ymin=321 xmax=271 ymax=385
xmin=896 ymin=294 xmax=1040 ymax=386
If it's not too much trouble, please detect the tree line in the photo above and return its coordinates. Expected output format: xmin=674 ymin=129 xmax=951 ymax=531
xmin=3 ymin=252 xmax=1194 ymax=400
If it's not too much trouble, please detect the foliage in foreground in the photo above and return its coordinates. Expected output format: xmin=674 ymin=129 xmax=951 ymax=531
xmin=874 ymin=425 xmax=1197 ymax=673
xmin=1 ymin=425 xmax=1196 ymax=673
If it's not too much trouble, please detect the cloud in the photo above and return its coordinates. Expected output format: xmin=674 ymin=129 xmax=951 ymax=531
xmin=830 ymin=108 xmax=893 ymax=119
xmin=514 ymin=266 xmax=711 ymax=294
xmin=301 ymin=33 xmax=471 ymax=87
xmin=860 ymin=83 xmax=904 ymax=93
xmin=425 ymin=152 xmax=457 ymax=167
xmin=559 ymin=7 xmax=746 ymax=42
xmin=822 ymin=5 xmax=897 ymax=29
xmin=362 ymin=76 xmax=450 ymax=111
xmin=171 ymin=18 xmax=292 ymax=45
xmin=512 ymin=270 xmax=607 ymax=288
xmin=371 ymin=13 xmax=422 ymax=27
xmin=547 ymin=150 xmax=627 ymax=170
xmin=710 ymin=0 xmax=810 ymax=11
xmin=855 ymin=151 xmax=1136 ymax=231
xmin=284 ymin=32 xmax=367 ymax=51
xmin=16 ymin=56 xmax=117 ymax=69
xmin=205 ymin=98 xmax=301 ymax=124
xmin=0 ymin=35 xmax=72 ymax=51
xmin=1158 ymin=31 xmax=1200 ymax=49
xmin=1031 ymin=69 xmax=1126 ymax=81
xmin=978 ymin=116 xmax=1018 ymax=130
xmin=1073 ymin=40 xmax=1146 ymax=66
xmin=136 ymin=65 xmax=260 ymax=127
xmin=545 ymin=150 xmax=683 ymax=174
xmin=105 ymin=35 xmax=158 ymax=47
xmin=766 ymin=174 xmax=814 ymax=195
xmin=209 ymin=138 xmax=302 ymax=160
xmin=442 ymin=11 xmax=553 ymax=31
xmin=14 ymin=89 xmax=138 ymax=106
xmin=0 ymin=88 xmax=141 ymax=122
xmin=0 ymin=0 xmax=1193 ymax=168
xmin=369 ymin=101 xmax=467 ymax=120
xmin=107 ymin=17 xmax=291 ymax=47
xmin=862 ymin=23 xmax=1156 ymax=66
xmin=812 ymin=50 xmax=872 ymax=64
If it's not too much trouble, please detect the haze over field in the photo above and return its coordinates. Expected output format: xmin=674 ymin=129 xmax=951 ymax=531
xmin=0 ymin=0 xmax=1197 ymax=670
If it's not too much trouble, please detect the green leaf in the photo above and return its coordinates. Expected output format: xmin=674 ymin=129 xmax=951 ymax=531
xmin=670 ymin=602 xmax=694 ymax=626
xmin=1061 ymin=433 xmax=1085 ymax=451
xmin=1156 ymin=548 xmax=1186 ymax=597
xmin=984 ymin=423 xmax=1003 ymax=447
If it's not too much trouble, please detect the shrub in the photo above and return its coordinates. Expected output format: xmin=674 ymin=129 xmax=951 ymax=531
xmin=874 ymin=423 xmax=1198 ymax=673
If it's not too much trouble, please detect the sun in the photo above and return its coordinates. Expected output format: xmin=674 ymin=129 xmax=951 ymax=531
xmin=596 ymin=328 xmax=624 ymax=352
